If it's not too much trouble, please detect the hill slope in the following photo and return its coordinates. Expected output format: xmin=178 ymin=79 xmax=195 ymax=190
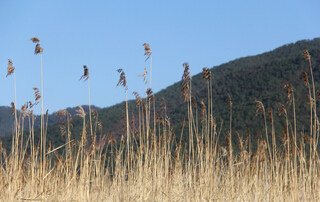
xmin=0 ymin=105 xmax=100 ymax=137
xmin=1 ymin=38 xmax=320 ymax=152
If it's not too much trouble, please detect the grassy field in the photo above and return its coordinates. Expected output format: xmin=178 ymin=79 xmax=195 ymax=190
xmin=1 ymin=41 xmax=320 ymax=201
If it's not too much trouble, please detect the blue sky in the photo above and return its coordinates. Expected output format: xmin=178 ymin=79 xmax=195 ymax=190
xmin=1 ymin=1 xmax=319 ymax=115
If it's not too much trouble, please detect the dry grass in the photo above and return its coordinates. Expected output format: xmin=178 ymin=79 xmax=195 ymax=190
xmin=1 ymin=48 xmax=320 ymax=201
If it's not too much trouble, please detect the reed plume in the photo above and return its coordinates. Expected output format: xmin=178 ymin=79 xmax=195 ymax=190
xmin=181 ymin=63 xmax=191 ymax=102
xmin=116 ymin=68 xmax=130 ymax=172
xmin=143 ymin=43 xmax=153 ymax=100
xmin=30 ymin=38 xmax=45 ymax=196
xmin=79 ymin=65 xmax=89 ymax=82
xmin=6 ymin=59 xmax=18 ymax=156
xmin=143 ymin=44 xmax=156 ymax=159
xmin=202 ymin=67 xmax=211 ymax=82
xmin=302 ymin=50 xmax=318 ymax=173
xmin=30 ymin=37 xmax=43 ymax=54
xmin=6 ymin=59 xmax=15 ymax=77
xmin=116 ymin=69 xmax=127 ymax=90
xmin=254 ymin=101 xmax=271 ymax=160
xmin=79 ymin=65 xmax=93 ymax=141
xmin=202 ymin=67 xmax=212 ymax=149
xmin=143 ymin=43 xmax=152 ymax=62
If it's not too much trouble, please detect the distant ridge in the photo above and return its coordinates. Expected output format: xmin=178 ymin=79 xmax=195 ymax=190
xmin=1 ymin=38 xmax=319 ymax=152
xmin=0 ymin=105 xmax=101 ymax=137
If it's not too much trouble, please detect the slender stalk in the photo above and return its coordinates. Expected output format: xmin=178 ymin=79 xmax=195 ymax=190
xmin=40 ymin=51 xmax=46 ymax=199
xmin=292 ymin=91 xmax=298 ymax=201
xmin=88 ymin=78 xmax=93 ymax=137
xmin=303 ymin=50 xmax=317 ymax=162
xmin=30 ymin=38 xmax=45 ymax=198
xmin=150 ymin=55 xmax=152 ymax=90
xmin=227 ymin=94 xmax=233 ymax=197
xmin=13 ymin=72 xmax=18 ymax=151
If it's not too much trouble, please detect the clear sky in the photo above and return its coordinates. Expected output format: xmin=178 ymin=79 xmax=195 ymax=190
xmin=1 ymin=1 xmax=319 ymax=115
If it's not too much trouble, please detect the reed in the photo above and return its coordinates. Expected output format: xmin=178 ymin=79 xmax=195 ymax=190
xmin=79 ymin=65 xmax=93 ymax=140
xmin=6 ymin=59 xmax=18 ymax=175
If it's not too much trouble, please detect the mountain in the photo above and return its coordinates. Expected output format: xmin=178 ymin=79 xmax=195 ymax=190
xmin=0 ymin=105 xmax=101 ymax=137
xmin=1 ymin=38 xmax=320 ymax=152
xmin=0 ymin=106 xmax=15 ymax=136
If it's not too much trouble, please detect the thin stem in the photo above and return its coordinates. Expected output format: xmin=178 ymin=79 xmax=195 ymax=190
xmin=88 ymin=78 xmax=93 ymax=137
xmin=150 ymin=55 xmax=152 ymax=89
xmin=40 ymin=50 xmax=46 ymax=200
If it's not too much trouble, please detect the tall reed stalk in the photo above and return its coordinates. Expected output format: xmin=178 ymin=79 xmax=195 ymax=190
xmin=116 ymin=68 xmax=130 ymax=196
xmin=30 ymin=37 xmax=46 ymax=198
xmin=6 ymin=59 xmax=18 ymax=165
xmin=226 ymin=94 xmax=234 ymax=198
xmin=79 ymin=65 xmax=93 ymax=137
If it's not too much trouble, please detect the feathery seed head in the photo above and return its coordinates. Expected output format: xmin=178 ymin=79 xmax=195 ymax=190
xmin=116 ymin=69 xmax=127 ymax=90
xmin=79 ymin=65 xmax=89 ymax=82
xmin=28 ymin=101 xmax=34 ymax=109
xmin=302 ymin=50 xmax=311 ymax=60
xmin=30 ymin=37 xmax=40 ymax=43
xmin=284 ymin=82 xmax=293 ymax=104
xmin=6 ymin=59 xmax=15 ymax=77
xmin=33 ymin=87 xmax=41 ymax=103
xmin=10 ymin=102 xmax=15 ymax=115
xmin=143 ymin=43 xmax=152 ymax=61
xmin=107 ymin=133 xmax=116 ymax=145
xmin=202 ymin=67 xmax=211 ymax=82
xmin=21 ymin=103 xmax=27 ymax=114
xmin=76 ymin=105 xmax=86 ymax=118
xmin=301 ymin=72 xmax=308 ymax=86
xmin=191 ymin=95 xmax=196 ymax=108
xmin=200 ymin=100 xmax=207 ymax=123
xmin=30 ymin=37 xmax=43 ymax=54
xmin=182 ymin=62 xmax=190 ymax=81
xmin=301 ymin=132 xmax=310 ymax=143
xmin=146 ymin=88 xmax=153 ymax=97
xmin=133 ymin=92 xmax=142 ymax=106
xmin=254 ymin=101 xmax=265 ymax=116
xmin=226 ymin=94 xmax=232 ymax=107
xmin=34 ymin=44 xmax=43 ymax=54
xmin=181 ymin=63 xmax=191 ymax=102
xmin=158 ymin=116 xmax=164 ymax=127
xmin=137 ymin=68 xmax=148 ymax=84
xmin=277 ymin=102 xmax=287 ymax=116
xmin=181 ymin=84 xmax=189 ymax=102
xmin=55 ymin=109 xmax=71 ymax=123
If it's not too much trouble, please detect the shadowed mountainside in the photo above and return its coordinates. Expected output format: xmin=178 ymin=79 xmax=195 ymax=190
xmin=1 ymin=38 xmax=320 ymax=153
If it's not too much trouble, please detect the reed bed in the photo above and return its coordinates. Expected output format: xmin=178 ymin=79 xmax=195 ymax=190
xmin=1 ymin=44 xmax=320 ymax=201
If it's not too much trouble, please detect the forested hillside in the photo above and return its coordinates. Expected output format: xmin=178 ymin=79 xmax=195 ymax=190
xmin=1 ymin=38 xmax=319 ymax=153
xmin=0 ymin=105 xmax=100 ymax=136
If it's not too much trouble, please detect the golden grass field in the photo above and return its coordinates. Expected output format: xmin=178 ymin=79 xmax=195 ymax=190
xmin=1 ymin=41 xmax=320 ymax=201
